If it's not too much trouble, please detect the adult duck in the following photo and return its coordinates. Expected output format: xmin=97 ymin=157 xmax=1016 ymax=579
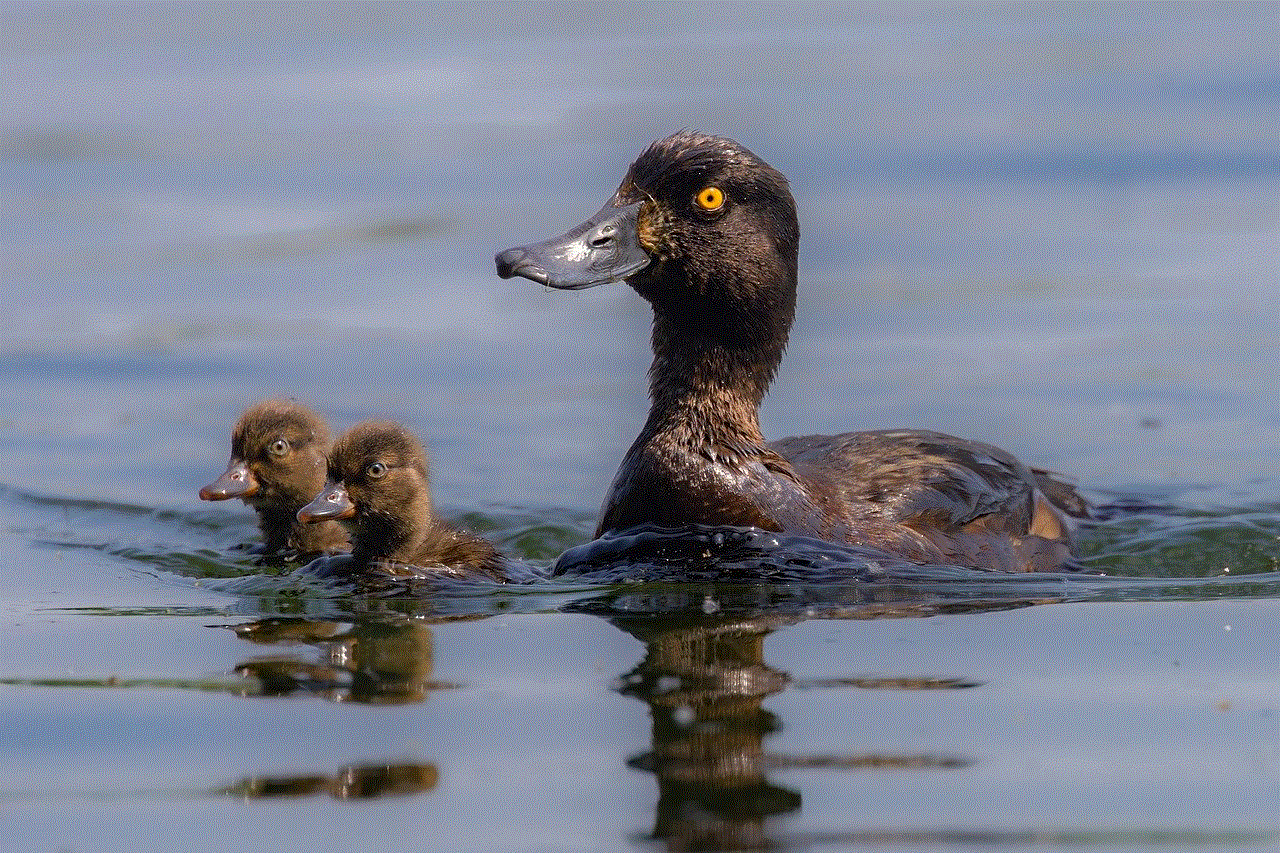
xmin=201 ymin=400 xmax=348 ymax=558
xmin=297 ymin=421 xmax=506 ymax=581
xmin=496 ymin=131 xmax=1088 ymax=572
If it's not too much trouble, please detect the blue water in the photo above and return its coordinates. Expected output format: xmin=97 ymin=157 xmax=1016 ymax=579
xmin=1 ymin=3 xmax=1277 ymax=851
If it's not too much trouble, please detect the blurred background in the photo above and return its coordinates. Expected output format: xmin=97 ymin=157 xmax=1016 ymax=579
xmin=4 ymin=2 xmax=1277 ymax=515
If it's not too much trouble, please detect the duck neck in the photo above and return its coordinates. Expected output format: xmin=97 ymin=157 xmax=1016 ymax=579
xmin=257 ymin=507 xmax=299 ymax=554
xmin=352 ymin=494 xmax=436 ymax=566
xmin=641 ymin=306 xmax=789 ymax=458
xmin=287 ymin=515 xmax=347 ymax=554
xmin=258 ymin=506 xmax=341 ymax=555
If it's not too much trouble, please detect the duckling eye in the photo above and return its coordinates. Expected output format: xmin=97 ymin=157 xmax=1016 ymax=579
xmin=694 ymin=186 xmax=724 ymax=212
xmin=268 ymin=439 xmax=290 ymax=457
xmin=366 ymin=461 xmax=388 ymax=479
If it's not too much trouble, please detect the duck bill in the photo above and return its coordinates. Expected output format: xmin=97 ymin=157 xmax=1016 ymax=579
xmin=495 ymin=200 xmax=650 ymax=290
xmin=297 ymin=483 xmax=356 ymax=523
xmin=200 ymin=459 xmax=259 ymax=501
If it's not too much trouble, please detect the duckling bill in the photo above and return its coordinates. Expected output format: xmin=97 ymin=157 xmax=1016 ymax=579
xmin=497 ymin=131 xmax=1090 ymax=573
xmin=201 ymin=400 xmax=348 ymax=559
xmin=297 ymin=421 xmax=506 ymax=582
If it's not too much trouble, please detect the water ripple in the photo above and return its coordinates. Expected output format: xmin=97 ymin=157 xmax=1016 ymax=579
xmin=3 ymin=481 xmax=1278 ymax=623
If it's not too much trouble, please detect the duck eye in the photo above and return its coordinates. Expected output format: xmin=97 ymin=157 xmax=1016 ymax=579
xmin=366 ymin=461 xmax=388 ymax=479
xmin=694 ymin=186 xmax=724 ymax=212
xmin=268 ymin=439 xmax=289 ymax=457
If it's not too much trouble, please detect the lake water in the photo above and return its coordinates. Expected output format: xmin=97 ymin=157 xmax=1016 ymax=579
xmin=1 ymin=3 xmax=1277 ymax=851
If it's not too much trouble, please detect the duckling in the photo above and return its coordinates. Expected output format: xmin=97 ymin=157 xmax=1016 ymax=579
xmin=497 ymin=131 xmax=1089 ymax=572
xmin=296 ymin=421 xmax=506 ymax=581
xmin=200 ymin=400 xmax=348 ymax=558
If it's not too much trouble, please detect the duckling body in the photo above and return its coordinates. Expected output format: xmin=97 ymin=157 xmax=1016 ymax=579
xmin=497 ymin=131 xmax=1088 ymax=573
xmin=201 ymin=400 xmax=348 ymax=558
xmin=297 ymin=421 xmax=506 ymax=582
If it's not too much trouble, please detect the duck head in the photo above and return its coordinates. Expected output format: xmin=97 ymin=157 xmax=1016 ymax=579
xmin=496 ymin=132 xmax=799 ymax=329
xmin=498 ymin=132 xmax=801 ymax=413
xmin=298 ymin=421 xmax=434 ymax=562
xmin=201 ymin=400 xmax=330 ymax=510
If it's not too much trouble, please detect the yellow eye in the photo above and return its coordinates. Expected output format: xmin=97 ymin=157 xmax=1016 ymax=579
xmin=694 ymin=186 xmax=724 ymax=211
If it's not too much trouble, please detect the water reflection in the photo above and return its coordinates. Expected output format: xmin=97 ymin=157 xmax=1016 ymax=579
xmin=219 ymin=761 xmax=438 ymax=801
xmin=611 ymin=614 xmax=976 ymax=851
xmin=223 ymin=616 xmax=457 ymax=705
xmin=207 ymin=616 xmax=455 ymax=804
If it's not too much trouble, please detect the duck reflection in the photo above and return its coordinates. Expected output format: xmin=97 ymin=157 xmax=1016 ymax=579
xmin=612 ymin=614 xmax=976 ymax=851
xmin=224 ymin=616 xmax=455 ymax=705
xmin=619 ymin=618 xmax=799 ymax=849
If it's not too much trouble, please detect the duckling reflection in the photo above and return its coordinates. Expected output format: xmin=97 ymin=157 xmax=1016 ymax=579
xmin=200 ymin=400 xmax=348 ymax=561
xmin=224 ymin=616 xmax=456 ymax=705
xmin=611 ymin=614 xmax=975 ymax=851
xmin=209 ymin=614 xmax=476 ymax=803
xmin=219 ymin=761 xmax=438 ymax=801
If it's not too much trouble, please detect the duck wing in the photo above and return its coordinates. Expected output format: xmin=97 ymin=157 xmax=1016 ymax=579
xmin=1029 ymin=467 xmax=1094 ymax=520
xmin=769 ymin=429 xmax=1090 ymax=572
xmin=770 ymin=429 xmax=1040 ymax=527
